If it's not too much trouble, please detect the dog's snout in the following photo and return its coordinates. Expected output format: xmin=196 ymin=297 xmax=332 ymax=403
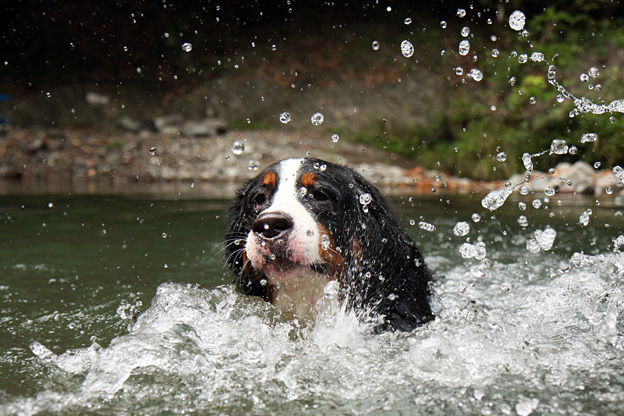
xmin=252 ymin=212 xmax=294 ymax=240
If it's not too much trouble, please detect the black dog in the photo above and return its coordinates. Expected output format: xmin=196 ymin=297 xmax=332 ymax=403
xmin=224 ymin=158 xmax=433 ymax=331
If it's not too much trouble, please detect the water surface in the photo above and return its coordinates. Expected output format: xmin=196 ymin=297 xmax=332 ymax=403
xmin=1 ymin=193 xmax=623 ymax=415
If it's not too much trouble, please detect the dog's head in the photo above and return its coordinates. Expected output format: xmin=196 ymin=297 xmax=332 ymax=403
xmin=224 ymin=158 xmax=432 ymax=329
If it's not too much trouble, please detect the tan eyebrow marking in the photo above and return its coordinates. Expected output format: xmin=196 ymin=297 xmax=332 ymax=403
xmin=262 ymin=171 xmax=277 ymax=189
xmin=300 ymin=171 xmax=317 ymax=188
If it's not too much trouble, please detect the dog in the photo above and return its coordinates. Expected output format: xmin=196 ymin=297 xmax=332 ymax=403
xmin=224 ymin=158 xmax=433 ymax=332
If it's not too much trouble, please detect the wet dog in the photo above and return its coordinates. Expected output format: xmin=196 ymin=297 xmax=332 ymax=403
xmin=224 ymin=158 xmax=433 ymax=331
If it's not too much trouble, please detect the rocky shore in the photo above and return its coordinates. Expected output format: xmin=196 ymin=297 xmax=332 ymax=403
xmin=0 ymin=127 xmax=622 ymax=198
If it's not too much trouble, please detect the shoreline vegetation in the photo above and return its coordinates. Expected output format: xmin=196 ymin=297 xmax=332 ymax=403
xmin=1 ymin=2 xmax=624 ymax=193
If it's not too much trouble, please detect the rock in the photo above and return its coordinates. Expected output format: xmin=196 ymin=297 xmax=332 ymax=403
xmin=554 ymin=161 xmax=594 ymax=194
xmin=182 ymin=118 xmax=227 ymax=137
xmin=85 ymin=92 xmax=110 ymax=106
xmin=118 ymin=116 xmax=142 ymax=132
xmin=153 ymin=114 xmax=185 ymax=134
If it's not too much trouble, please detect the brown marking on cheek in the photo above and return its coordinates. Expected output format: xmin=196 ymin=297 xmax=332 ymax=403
xmin=317 ymin=225 xmax=345 ymax=284
xmin=300 ymin=171 xmax=317 ymax=188
xmin=351 ymin=237 xmax=362 ymax=263
xmin=262 ymin=171 xmax=277 ymax=189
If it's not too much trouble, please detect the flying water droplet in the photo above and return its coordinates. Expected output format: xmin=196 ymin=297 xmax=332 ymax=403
xmin=311 ymin=112 xmax=324 ymax=126
xmin=550 ymin=139 xmax=569 ymax=155
xmin=458 ymin=40 xmax=470 ymax=56
xmin=149 ymin=147 xmax=157 ymax=156
xmin=589 ymin=67 xmax=600 ymax=78
xmin=534 ymin=228 xmax=557 ymax=251
xmin=509 ymin=10 xmax=526 ymax=31
xmin=481 ymin=187 xmax=513 ymax=211
xmin=496 ymin=152 xmax=507 ymax=162
xmin=457 ymin=9 xmax=466 ymax=18
xmin=231 ymin=141 xmax=245 ymax=155
xmin=279 ymin=112 xmax=291 ymax=123
xmin=401 ymin=40 xmax=414 ymax=58
xmin=418 ymin=221 xmax=436 ymax=232
xmin=530 ymin=52 xmax=544 ymax=62
xmin=580 ymin=133 xmax=597 ymax=143
xmin=331 ymin=134 xmax=340 ymax=143
xmin=453 ymin=221 xmax=470 ymax=236
xmin=181 ymin=42 xmax=192 ymax=52
xmin=404 ymin=17 xmax=412 ymax=25
xmin=468 ymin=68 xmax=483 ymax=82
xmin=247 ymin=160 xmax=259 ymax=171
xmin=544 ymin=187 xmax=556 ymax=196
xmin=371 ymin=41 xmax=380 ymax=51
xmin=440 ymin=20 xmax=447 ymax=29
xmin=461 ymin=27 xmax=470 ymax=37
xmin=517 ymin=215 xmax=529 ymax=227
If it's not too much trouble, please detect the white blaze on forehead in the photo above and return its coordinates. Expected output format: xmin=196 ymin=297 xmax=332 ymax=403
xmin=263 ymin=158 xmax=321 ymax=262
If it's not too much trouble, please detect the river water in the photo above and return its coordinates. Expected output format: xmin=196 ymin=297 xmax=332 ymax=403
xmin=1 ymin=192 xmax=623 ymax=415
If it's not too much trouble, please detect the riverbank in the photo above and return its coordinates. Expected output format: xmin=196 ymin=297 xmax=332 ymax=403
xmin=0 ymin=127 xmax=622 ymax=198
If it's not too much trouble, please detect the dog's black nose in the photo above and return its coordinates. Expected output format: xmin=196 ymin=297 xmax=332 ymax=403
xmin=252 ymin=212 xmax=294 ymax=240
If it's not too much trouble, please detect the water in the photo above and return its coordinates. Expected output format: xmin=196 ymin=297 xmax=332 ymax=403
xmin=1 ymin=193 xmax=623 ymax=415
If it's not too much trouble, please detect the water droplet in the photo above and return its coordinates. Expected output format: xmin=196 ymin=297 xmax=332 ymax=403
xmin=311 ymin=112 xmax=324 ymax=126
xmin=532 ymin=199 xmax=542 ymax=209
xmin=580 ymin=133 xmax=597 ymax=143
xmin=550 ymin=139 xmax=569 ymax=155
xmin=529 ymin=96 xmax=536 ymax=104
xmin=496 ymin=152 xmax=507 ymax=162
xmin=518 ymin=54 xmax=528 ymax=64
xmin=453 ymin=221 xmax=470 ymax=236
xmin=161 ymin=232 xmax=168 ymax=238
xmin=471 ymin=213 xmax=481 ymax=223
xmin=517 ymin=215 xmax=529 ymax=227
xmin=149 ymin=147 xmax=157 ymax=156
xmin=548 ymin=65 xmax=557 ymax=80
xmin=248 ymin=160 xmax=259 ymax=171
xmin=612 ymin=165 xmax=624 ymax=181
xmin=518 ymin=201 xmax=527 ymax=211
xmin=509 ymin=10 xmax=526 ymax=31
xmin=580 ymin=73 xmax=589 ymax=82
xmin=458 ymin=40 xmax=470 ymax=56
xmin=468 ymin=68 xmax=483 ymax=82
xmin=401 ymin=40 xmax=414 ymax=58
xmin=232 ymin=141 xmax=245 ymax=155
xmin=418 ymin=221 xmax=436 ymax=232
xmin=440 ymin=20 xmax=447 ymax=29
xmin=530 ymin=52 xmax=544 ymax=62
xmin=519 ymin=185 xmax=529 ymax=196
xmin=454 ymin=67 xmax=464 ymax=76
xmin=359 ymin=193 xmax=372 ymax=206
xmin=279 ymin=112 xmax=291 ymax=123
xmin=589 ymin=67 xmax=600 ymax=78
xmin=594 ymin=161 xmax=601 ymax=169
xmin=330 ymin=133 xmax=340 ymax=143
xmin=461 ymin=27 xmax=470 ymax=37
xmin=457 ymin=9 xmax=466 ymax=18
xmin=181 ymin=42 xmax=192 ymax=52
xmin=371 ymin=40 xmax=380 ymax=51
xmin=404 ymin=17 xmax=412 ymax=25
xmin=321 ymin=234 xmax=331 ymax=250
xmin=534 ymin=228 xmax=557 ymax=251
xmin=556 ymin=94 xmax=565 ymax=103
xmin=481 ymin=187 xmax=513 ymax=211
xmin=544 ymin=187 xmax=556 ymax=196
xmin=491 ymin=49 xmax=499 ymax=58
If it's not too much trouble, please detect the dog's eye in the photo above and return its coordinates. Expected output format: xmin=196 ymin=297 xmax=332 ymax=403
xmin=252 ymin=193 xmax=267 ymax=209
xmin=310 ymin=189 xmax=329 ymax=202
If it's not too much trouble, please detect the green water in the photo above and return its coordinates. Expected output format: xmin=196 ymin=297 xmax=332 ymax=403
xmin=1 ymin=193 xmax=622 ymax=415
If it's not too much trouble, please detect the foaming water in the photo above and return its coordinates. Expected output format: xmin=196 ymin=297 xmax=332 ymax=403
xmin=4 ymin=238 xmax=623 ymax=415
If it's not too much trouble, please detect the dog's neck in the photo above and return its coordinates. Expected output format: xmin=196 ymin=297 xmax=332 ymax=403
xmin=268 ymin=267 xmax=333 ymax=323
